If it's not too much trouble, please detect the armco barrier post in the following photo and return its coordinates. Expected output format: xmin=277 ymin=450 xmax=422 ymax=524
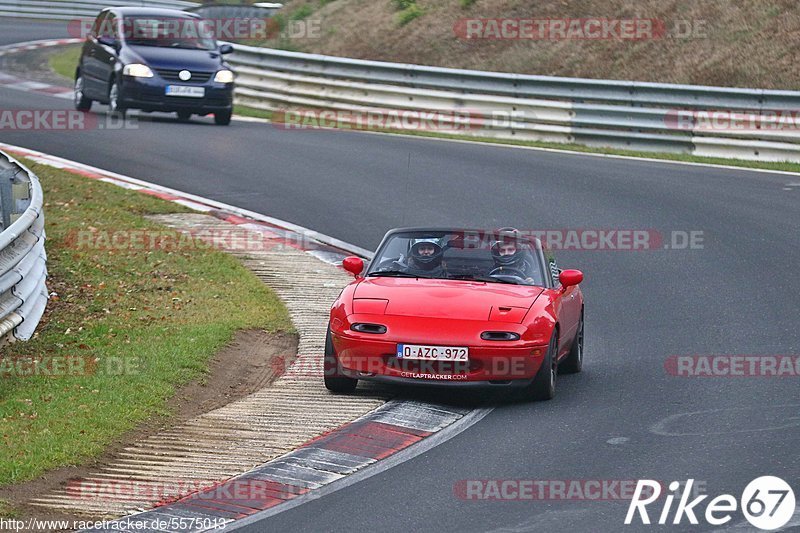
xmin=0 ymin=168 xmax=15 ymax=231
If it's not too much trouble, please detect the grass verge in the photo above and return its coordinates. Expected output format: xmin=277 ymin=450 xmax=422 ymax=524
xmin=234 ymin=104 xmax=273 ymax=120
xmin=48 ymin=44 xmax=80 ymax=81
xmin=0 ymin=160 xmax=292 ymax=486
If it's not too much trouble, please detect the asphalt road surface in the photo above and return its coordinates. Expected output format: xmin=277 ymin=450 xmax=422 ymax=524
xmin=1 ymin=17 xmax=798 ymax=533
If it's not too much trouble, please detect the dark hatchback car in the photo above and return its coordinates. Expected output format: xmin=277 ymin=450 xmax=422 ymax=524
xmin=74 ymin=7 xmax=235 ymax=125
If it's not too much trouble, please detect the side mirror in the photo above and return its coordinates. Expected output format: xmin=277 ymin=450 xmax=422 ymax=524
xmin=559 ymin=269 xmax=583 ymax=289
xmin=219 ymin=43 xmax=234 ymax=54
xmin=342 ymin=256 xmax=364 ymax=278
xmin=97 ymin=35 xmax=117 ymax=48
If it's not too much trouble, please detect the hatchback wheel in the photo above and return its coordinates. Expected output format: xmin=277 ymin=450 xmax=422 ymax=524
xmin=108 ymin=80 xmax=126 ymax=118
xmin=74 ymin=74 xmax=92 ymax=111
xmin=214 ymin=109 xmax=232 ymax=126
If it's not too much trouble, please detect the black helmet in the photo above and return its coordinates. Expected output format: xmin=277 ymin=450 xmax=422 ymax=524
xmin=409 ymin=240 xmax=443 ymax=270
xmin=491 ymin=228 xmax=526 ymax=268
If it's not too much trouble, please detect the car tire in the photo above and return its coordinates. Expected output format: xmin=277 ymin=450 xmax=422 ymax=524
xmin=526 ymin=332 xmax=557 ymax=401
xmin=559 ymin=310 xmax=583 ymax=374
xmin=108 ymin=79 xmax=126 ymax=119
xmin=214 ymin=109 xmax=232 ymax=126
xmin=176 ymin=111 xmax=192 ymax=122
xmin=323 ymin=327 xmax=358 ymax=394
xmin=74 ymin=74 xmax=92 ymax=111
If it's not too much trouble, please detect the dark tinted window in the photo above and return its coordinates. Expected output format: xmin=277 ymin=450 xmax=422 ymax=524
xmin=122 ymin=16 xmax=217 ymax=50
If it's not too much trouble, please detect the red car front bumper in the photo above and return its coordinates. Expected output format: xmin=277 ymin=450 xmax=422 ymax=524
xmin=330 ymin=315 xmax=549 ymax=385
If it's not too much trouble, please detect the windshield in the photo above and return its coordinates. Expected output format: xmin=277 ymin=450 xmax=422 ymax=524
xmin=366 ymin=230 xmax=546 ymax=286
xmin=123 ymin=17 xmax=217 ymax=50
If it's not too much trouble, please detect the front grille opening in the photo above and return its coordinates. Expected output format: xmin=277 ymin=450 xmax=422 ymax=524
xmin=154 ymin=68 xmax=213 ymax=84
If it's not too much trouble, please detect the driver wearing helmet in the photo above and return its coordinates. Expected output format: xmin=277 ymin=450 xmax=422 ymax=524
xmin=490 ymin=230 xmax=537 ymax=283
xmin=406 ymin=240 xmax=445 ymax=277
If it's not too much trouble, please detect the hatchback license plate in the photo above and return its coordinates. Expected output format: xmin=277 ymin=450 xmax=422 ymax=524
xmin=165 ymin=85 xmax=205 ymax=98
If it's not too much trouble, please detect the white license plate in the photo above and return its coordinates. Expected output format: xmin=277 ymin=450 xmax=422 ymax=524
xmin=165 ymin=85 xmax=205 ymax=98
xmin=397 ymin=344 xmax=469 ymax=361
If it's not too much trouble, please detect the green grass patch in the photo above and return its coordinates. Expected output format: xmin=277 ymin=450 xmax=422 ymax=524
xmin=390 ymin=0 xmax=424 ymax=26
xmin=0 ymin=161 xmax=292 ymax=486
xmin=396 ymin=5 xmax=424 ymax=26
xmin=290 ymin=4 xmax=315 ymax=21
xmin=234 ymin=104 xmax=274 ymax=120
xmin=48 ymin=44 xmax=81 ymax=81
xmin=390 ymin=0 xmax=416 ymax=9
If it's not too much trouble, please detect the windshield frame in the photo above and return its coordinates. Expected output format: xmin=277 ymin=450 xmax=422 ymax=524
xmin=121 ymin=15 xmax=218 ymax=51
xmin=366 ymin=229 xmax=549 ymax=287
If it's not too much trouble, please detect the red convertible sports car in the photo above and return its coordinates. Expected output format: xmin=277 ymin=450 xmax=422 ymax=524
xmin=324 ymin=228 xmax=584 ymax=400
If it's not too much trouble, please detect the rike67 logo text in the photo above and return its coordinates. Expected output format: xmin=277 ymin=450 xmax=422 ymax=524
xmin=626 ymin=477 xmax=795 ymax=530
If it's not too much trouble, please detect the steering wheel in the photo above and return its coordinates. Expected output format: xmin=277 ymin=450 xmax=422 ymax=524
xmin=488 ymin=266 xmax=527 ymax=279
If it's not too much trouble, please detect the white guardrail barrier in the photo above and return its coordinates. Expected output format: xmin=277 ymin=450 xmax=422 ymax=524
xmin=225 ymin=44 xmax=800 ymax=162
xmin=0 ymin=151 xmax=47 ymax=344
xmin=0 ymin=0 xmax=198 ymax=20
xmin=2 ymin=1 xmax=798 ymax=161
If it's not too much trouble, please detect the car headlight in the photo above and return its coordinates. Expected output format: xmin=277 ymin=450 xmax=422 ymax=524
xmin=122 ymin=64 xmax=154 ymax=78
xmin=214 ymin=69 xmax=235 ymax=83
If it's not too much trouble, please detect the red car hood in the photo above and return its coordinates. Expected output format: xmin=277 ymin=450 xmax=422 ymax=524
xmin=353 ymin=277 xmax=543 ymax=322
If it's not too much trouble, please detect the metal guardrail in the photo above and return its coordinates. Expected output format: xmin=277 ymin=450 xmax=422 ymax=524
xmin=4 ymin=2 xmax=799 ymax=161
xmin=0 ymin=0 xmax=198 ymax=20
xmin=225 ymin=44 xmax=800 ymax=163
xmin=0 ymin=151 xmax=48 ymax=343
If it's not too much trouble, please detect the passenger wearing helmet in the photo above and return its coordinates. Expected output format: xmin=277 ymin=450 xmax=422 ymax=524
xmin=406 ymin=240 xmax=445 ymax=277
xmin=490 ymin=233 xmax=537 ymax=283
